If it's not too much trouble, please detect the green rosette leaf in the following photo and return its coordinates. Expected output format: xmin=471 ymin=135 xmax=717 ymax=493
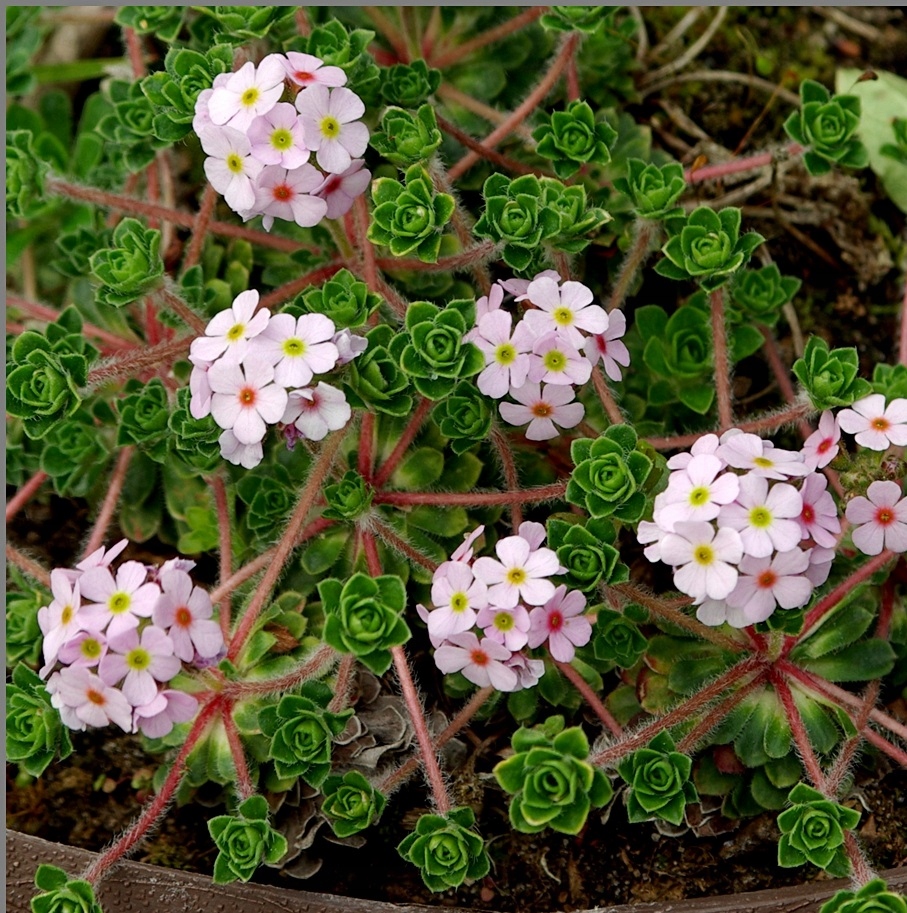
xmin=89 ymin=217 xmax=163 ymax=308
xmin=820 ymin=879 xmax=907 ymax=913
xmin=322 ymin=770 xmax=387 ymax=838
xmin=323 ymin=470 xmax=373 ymax=521
xmin=613 ymin=158 xmax=686 ymax=220
xmin=209 ymin=794 xmax=288 ymax=883
xmin=380 ymin=59 xmax=441 ymax=108
xmin=31 ymin=865 xmax=102 ymax=913
xmin=7 ymin=664 xmax=74 ymax=778
xmin=370 ymin=104 xmax=443 ymax=167
xmin=532 ymin=100 xmax=618 ymax=179
xmin=792 ymin=336 xmax=873 ymax=411
xmin=297 ymin=268 xmax=381 ymax=329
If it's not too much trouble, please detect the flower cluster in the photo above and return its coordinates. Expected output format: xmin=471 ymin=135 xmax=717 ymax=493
xmin=39 ymin=541 xmax=223 ymax=738
xmin=464 ymin=271 xmax=629 ymax=441
xmin=194 ymin=52 xmax=371 ymax=228
xmin=189 ymin=288 xmax=362 ymax=468
xmin=638 ymin=429 xmax=841 ymax=628
xmin=418 ymin=524 xmax=592 ymax=691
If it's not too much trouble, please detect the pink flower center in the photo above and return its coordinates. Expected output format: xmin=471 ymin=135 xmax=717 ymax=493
xmin=871 ymin=417 xmax=890 ymax=431
xmin=548 ymin=610 xmax=563 ymax=631
xmin=294 ymin=71 xmax=313 ymax=83
xmin=595 ymin=335 xmax=608 ymax=354
xmin=756 ymin=570 xmax=777 ymax=590
xmin=801 ymin=504 xmax=815 ymax=524
xmin=876 ymin=507 xmax=894 ymax=526
xmin=817 ymin=438 xmax=832 ymax=454
xmin=272 ymin=184 xmax=293 ymax=202
xmin=239 ymin=387 xmax=257 ymax=407
xmin=175 ymin=606 xmax=193 ymax=627
xmin=87 ymin=688 xmax=105 ymax=706
xmin=322 ymin=175 xmax=342 ymax=194
xmin=532 ymin=402 xmax=552 ymax=418
xmin=470 ymin=649 xmax=488 ymax=667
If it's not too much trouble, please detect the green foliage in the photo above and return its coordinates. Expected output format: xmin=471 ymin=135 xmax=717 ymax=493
xmin=656 ymin=207 xmax=764 ymax=292
xmin=323 ymin=470 xmax=373 ymax=521
xmin=96 ymin=78 xmax=169 ymax=171
xmin=6 ymin=664 xmax=74 ymax=778
xmin=236 ymin=464 xmax=296 ymax=534
xmin=297 ymin=268 xmax=381 ymax=329
xmin=820 ymin=879 xmax=907 ymax=913
xmin=167 ymin=387 xmax=223 ymax=475
xmin=7 ymin=332 xmax=89 ymax=440
xmin=389 ymin=299 xmax=484 ymax=400
xmin=142 ymin=45 xmax=234 ymax=142
xmin=546 ymin=517 xmax=629 ymax=592
xmin=613 ymin=158 xmax=686 ymax=220
xmin=116 ymin=378 xmax=171 ymax=460
xmin=368 ymin=164 xmax=455 ymax=262
xmin=881 ymin=117 xmax=907 ymax=164
xmin=31 ymin=865 xmax=102 ymax=913
xmin=380 ymin=59 xmax=441 ymax=108
xmin=89 ymin=217 xmax=164 ymax=308
xmin=566 ymin=425 xmax=655 ymax=522
xmin=777 ymin=783 xmax=860 ymax=876
xmin=540 ymin=6 xmax=616 ymax=33
xmin=592 ymin=608 xmax=648 ymax=668
xmin=784 ymin=79 xmax=869 ymax=176
xmin=397 ymin=806 xmax=490 ymax=892
xmin=345 ymin=324 xmax=414 ymax=416
xmin=6 ymin=130 xmax=48 ymax=219
xmin=494 ymin=715 xmax=613 ymax=834
xmin=319 ymin=572 xmax=410 ymax=674
xmin=792 ymin=336 xmax=873 ymax=411
xmin=729 ymin=264 xmax=801 ymax=326
xmin=321 ymin=770 xmax=387 ymax=837
xmin=56 ymin=224 xmax=115 ymax=280
xmin=541 ymin=177 xmax=612 ymax=256
xmin=533 ymin=100 xmax=618 ymax=179
xmin=7 ymin=8 xmax=47 ymax=96
xmin=40 ymin=410 xmax=111 ymax=497
xmin=115 ymin=6 xmax=186 ymax=42
xmin=208 ymin=794 xmax=289 ymax=883
xmin=872 ymin=363 xmax=907 ymax=401
xmin=433 ymin=382 xmax=494 ymax=454
xmin=191 ymin=6 xmax=297 ymax=45
xmin=618 ymin=730 xmax=698 ymax=825
xmin=258 ymin=683 xmax=353 ymax=785
xmin=474 ymin=173 xmax=561 ymax=272
xmin=370 ymin=105 xmax=443 ymax=167
xmin=6 ymin=575 xmax=46 ymax=667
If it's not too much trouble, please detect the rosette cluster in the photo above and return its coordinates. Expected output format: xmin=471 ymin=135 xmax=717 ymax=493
xmin=418 ymin=523 xmax=593 ymax=692
xmin=189 ymin=288 xmax=365 ymax=468
xmin=638 ymin=429 xmax=844 ymax=629
xmin=464 ymin=270 xmax=629 ymax=441
xmin=194 ymin=52 xmax=371 ymax=228
xmin=38 ymin=540 xmax=224 ymax=737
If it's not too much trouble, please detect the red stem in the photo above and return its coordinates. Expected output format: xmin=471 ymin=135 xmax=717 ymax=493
xmin=556 ymin=660 xmax=623 ymax=737
xmin=435 ymin=115 xmax=547 ymax=178
xmin=591 ymin=366 xmax=625 ymax=425
xmin=358 ymin=412 xmax=375 ymax=482
xmin=370 ymin=518 xmax=440 ymax=573
xmin=82 ymin=695 xmax=223 ymax=884
xmin=429 ymin=7 xmax=547 ymax=68
xmin=221 ymin=644 xmax=337 ymax=699
xmin=82 ymin=447 xmax=134 ymax=557
xmin=710 ymin=288 xmax=733 ymax=432
xmin=327 ymin=654 xmax=357 ymax=713
xmin=375 ymin=482 xmax=567 ymax=507
xmin=373 ymin=397 xmax=433 ymax=489
xmin=182 ymin=183 xmax=218 ymax=271
xmin=259 ymin=261 xmax=343 ymax=310
xmin=490 ymin=428 xmax=523 ymax=532
xmin=222 ymin=703 xmax=254 ymax=799
xmin=8 ymin=295 xmax=136 ymax=349
xmin=6 ymin=471 xmax=48 ymax=522
xmin=684 ymin=143 xmax=803 ymax=183
xmin=6 ymin=544 xmax=52 ymax=588
xmin=87 ymin=336 xmax=192 ymax=387
xmin=608 ymin=220 xmax=655 ymax=313
xmin=773 ymin=670 xmax=827 ymax=788
xmin=376 ymin=239 xmax=501 ymax=274
xmin=210 ymin=475 xmax=232 ymax=641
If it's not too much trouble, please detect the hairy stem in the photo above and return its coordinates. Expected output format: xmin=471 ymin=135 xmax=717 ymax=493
xmin=608 ymin=220 xmax=655 ymax=312
xmin=430 ymin=7 xmax=547 ymax=68
xmin=373 ymin=397 xmax=433 ymax=488
xmin=591 ymin=366 xmax=625 ymax=425
xmin=221 ymin=644 xmax=338 ymax=700
xmin=210 ymin=474 xmax=232 ymax=642
xmin=6 ymin=470 xmax=48 ymax=522
xmin=222 ymin=703 xmax=255 ymax=800
xmin=684 ymin=142 xmax=803 ymax=184
xmin=6 ymin=544 xmax=52 ymax=588
xmin=556 ymin=660 xmax=623 ymax=737
xmin=491 ymin=428 xmax=523 ymax=531
xmin=83 ymin=446 xmax=134 ymax=557
xmin=710 ymin=287 xmax=734 ymax=432
xmin=8 ymin=295 xmax=136 ymax=349
xmin=376 ymin=481 xmax=568 ymax=507
xmin=773 ymin=671 xmax=827 ymax=789
xmin=369 ymin=517 xmax=441 ymax=573
xmin=87 ymin=336 xmax=192 ymax=387
xmin=327 ymin=654 xmax=357 ymax=713
xmin=259 ymin=261 xmax=343 ymax=310
xmin=358 ymin=412 xmax=375 ymax=482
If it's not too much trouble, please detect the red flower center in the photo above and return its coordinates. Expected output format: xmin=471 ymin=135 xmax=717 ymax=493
xmin=596 ymin=335 xmax=608 ymax=354
xmin=817 ymin=438 xmax=832 ymax=454
xmin=322 ymin=176 xmax=342 ymax=194
xmin=548 ymin=610 xmax=563 ymax=631
xmin=294 ymin=71 xmax=313 ymax=83
xmin=239 ymin=387 xmax=257 ymax=406
xmin=273 ymin=184 xmax=293 ymax=202
xmin=470 ymin=649 xmax=488 ymax=667
xmin=532 ymin=402 xmax=552 ymax=418
xmin=87 ymin=689 xmax=105 ymax=705
xmin=175 ymin=606 xmax=193 ymax=627
xmin=801 ymin=504 xmax=815 ymax=524
xmin=871 ymin=417 xmax=890 ymax=431
xmin=876 ymin=507 xmax=894 ymax=526
xmin=756 ymin=570 xmax=777 ymax=590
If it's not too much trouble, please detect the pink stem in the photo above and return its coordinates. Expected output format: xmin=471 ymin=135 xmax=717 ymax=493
xmin=87 ymin=336 xmax=192 ymax=386
xmin=429 ymin=7 xmax=547 ymax=68
xmin=6 ymin=471 xmax=48 ymax=522
xmin=370 ymin=518 xmax=440 ymax=573
xmin=490 ymin=428 xmax=523 ymax=532
xmin=82 ymin=447 xmax=134 ymax=557
xmin=710 ymin=288 xmax=733 ymax=432
xmin=82 ymin=696 xmax=223 ymax=884
xmin=6 ymin=544 xmax=51 ymax=588
xmin=685 ymin=143 xmax=803 ymax=183
xmin=210 ymin=475 xmax=232 ymax=641
xmin=376 ymin=239 xmax=502 ymax=274
xmin=182 ymin=184 xmax=218 ymax=271
xmin=608 ymin=221 xmax=655 ymax=312
xmin=259 ymin=262 xmax=343 ymax=310
xmin=376 ymin=481 xmax=567 ymax=507
xmin=373 ymin=397 xmax=433 ymax=489
xmin=222 ymin=644 xmax=337 ymax=699
xmin=8 ymin=295 xmax=136 ymax=349
xmin=556 ymin=660 xmax=623 ymax=737
xmin=327 ymin=654 xmax=357 ymax=713
xmin=435 ymin=115 xmax=547 ymax=178
xmin=591 ymin=366 xmax=625 ymax=425
xmin=773 ymin=670 xmax=827 ymax=789
xmin=358 ymin=411 xmax=375 ymax=482
xmin=222 ymin=704 xmax=254 ymax=800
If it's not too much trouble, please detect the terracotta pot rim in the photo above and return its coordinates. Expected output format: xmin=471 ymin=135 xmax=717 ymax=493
xmin=7 ymin=830 xmax=907 ymax=913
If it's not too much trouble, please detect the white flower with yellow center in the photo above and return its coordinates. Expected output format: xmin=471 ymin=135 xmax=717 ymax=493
xmin=717 ymin=474 xmax=802 ymax=558
xmin=659 ymin=521 xmax=743 ymax=602
xmin=250 ymin=312 xmax=339 ymax=387
xmin=295 ymin=85 xmax=369 ymax=175
xmin=199 ymin=125 xmax=264 ymax=214
xmin=190 ymin=289 xmax=271 ymax=365
xmin=654 ymin=453 xmax=740 ymax=530
xmin=207 ymin=56 xmax=286 ymax=133
xmin=522 ymin=276 xmax=607 ymax=348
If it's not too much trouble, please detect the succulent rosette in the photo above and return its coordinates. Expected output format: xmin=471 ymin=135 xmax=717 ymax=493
xmin=321 ymin=770 xmax=387 ymax=837
xmin=820 ymin=880 xmax=907 ymax=913
xmin=618 ymin=730 xmax=698 ymax=825
xmin=208 ymin=795 xmax=288 ymax=884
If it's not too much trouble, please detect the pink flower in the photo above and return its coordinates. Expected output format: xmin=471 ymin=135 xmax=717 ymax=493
xmin=153 ymin=569 xmax=223 ymax=662
xmin=424 ymin=562 xmax=486 ymax=645
xmin=38 ymin=571 xmax=88 ymax=674
xmin=583 ymin=309 xmax=631 ymax=382
xmin=208 ymin=356 xmax=289 ymax=445
xmin=667 ymin=433 xmax=722 ymax=471
xmin=313 ymin=158 xmax=371 ymax=219
xmin=717 ymin=474 xmax=803 ymax=558
xmin=251 ymin=312 xmax=339 ymax=387
xmin=517 ymin=521 xmax=547 ymax=550
xmin=801 ymin=411 xmax=840 ymax=470
xmin=281 ymin=52 xmax=346 ymax=89
xmin=797 ymin=472 xmax=841 ymax=548
xmin=79 ymin=561 xmax=161 ymax=641
xmin=837 ymin=394 xmax=907 ymax=451
xmin=74 ymin=539 xmax=129 ymax=575
xmin=253 ymin=164 xmax=328 ymax=231
xmin=189 ymin=358 xmax=213 ymax=420
xmin=521 ymin=277 xmax=607 ymax=347
xmin=99 ymin=625 xmax=181 ymax=707
xmin=504 ymin=652 xmax=545 ymax=690
xmin=48 ymin=667 xmax=133 ymax=732
xmin=450 ymin=525 xmax=485 ymax=563
xmin=726 ymin=548 xmax=813 ymax=624
xmin=434 ymin=632 xmax=518 ymax=691
xmin=659 ymin=521 xmax=744 ymax=602
xmin=654 ymin=453 xmax=740 ymax=530
xmin=472 ymin=534 xmax=560 ymax=608
xmin=805 ymin=546 xmax=834 ymax=587
xmin=464 ymin=282 xmax=505 ymax=342
xmin=247 ymin=102 xmax=309 ymax=168
xmin=133 ymin=689 xmax=199 ymax=738
xmin=218 ymin=429 xmax=264 ymax=469
xmin=190 ymin=290 xmax=270 ymax=365
xmin=636 ymin=519 xmax=667 ymax=563
xmin=192 ymin=73 xmax=231 ymax=134
xmin=332 ymin=329 xmax=368 ymax=365
xmin=472 ymin=310 xmax=533 ymax=399
xmin=296 ymin=85 xmax=369 ymax=174
xmin=57 ymin=631 xmax=108 ymax=670
xmin=476 ymin=603 xmax=531 ymax=651
xmin=207 ymin=56 xmax=286 ymax=132
xmin=845 ymin=480 xmax=907 ymax=555
xmin=528 ymin=331 xmax=592 ymax=386
xmin=281 ymin=381 xmax=351 ymax=441
xmin=499 ymin=382 xmax=585 ymax=441
xmin=527 ymin=586 xmax=591 ymax=662
xmin=199 ymin=125 xmax=265 ymax=214
xmin=717 ymin=433 xmax=808 ymax=479
xmin=504 ymin=269 xmax=561 ymax=300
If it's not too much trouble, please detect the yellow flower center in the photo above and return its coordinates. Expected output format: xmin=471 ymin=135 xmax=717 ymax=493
xmin=494 ymin=612 xmax=515 ymax=631
xmin=320 ymin=115 xmax=341 ymax=138
xmin=688 ymin=486 xmax=710 ymax=506
xmin=240 ymin=86 xmax=260 ymax=108
xmin=543 ymin=349 xmax=567 ymax=372
xmin=506 ymin=567 xmax=527 ymax=586
xmin=270 ymin=128 xmax=293 ymax=150
xmin=126 ymin=647 xmax=151 ymax=671
xmin=226 ymin=153 xmax=244 ymax=174
xmin=753 ymin=456 xmax=774 ymax=469
xmin=450 ymin=592 xmax=468 ymax=613
xmin=226 ymin=323 xmax=246 ymax=341
xmin=61 ymin=604 xmax=74 ymax=625
xmin=749 ymin=506 xmax=772 ymax=529
xmin=81 ymin=638 xmax=102 ymax=660
xmin=282 ymin=337 xmax=306 ymax=358
xmin=693 ymin=545 xmax=714 ymax=566
xmin=553 ymin=307 xmax=573 ymax=326
xmin=495 ymin=343 xmax=516 ymax=366
xmin=109 ymin=592 xmax=131 ymax=614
